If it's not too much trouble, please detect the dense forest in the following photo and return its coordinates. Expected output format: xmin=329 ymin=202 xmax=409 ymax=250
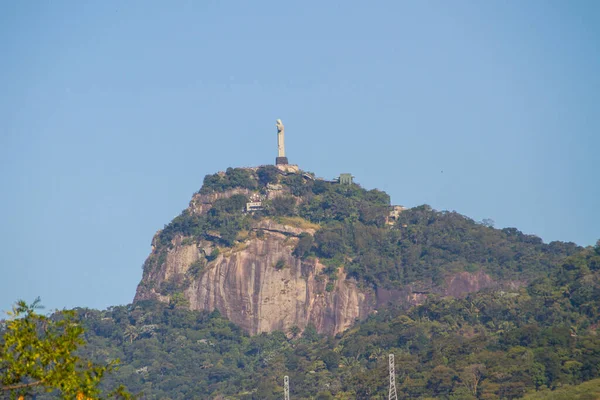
xmin=7 ymin=167 xmax=599 ymax=399
xmin=63 ymin=243 xmax=600 ymax=399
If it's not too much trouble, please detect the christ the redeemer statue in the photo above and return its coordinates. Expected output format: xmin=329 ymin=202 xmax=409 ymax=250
xmin=276 ymin=119 xmax=288 ymax=165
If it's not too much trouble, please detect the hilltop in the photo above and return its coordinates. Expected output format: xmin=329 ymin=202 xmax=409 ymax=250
xmin=134 ymin=165 xmax=580 ymax=335
xmin=22 ymin=164 xmax=600 ymax=399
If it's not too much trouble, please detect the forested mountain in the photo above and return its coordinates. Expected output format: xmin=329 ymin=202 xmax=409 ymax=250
xmin=151 ymin=166 xmax=581 ymax=288
xmin=70 ymin=243 xmax=600 ymax=399
xmin=134 ymin=166 xmax=582 ymax=337
xmin=84 ymin=166 xmax=600 ymax=399
xmin=7 ymin=165 xmax=599 ymax=399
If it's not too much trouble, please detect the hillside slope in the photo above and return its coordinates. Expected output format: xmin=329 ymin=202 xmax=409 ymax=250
xmin=134 ymin=166 xmax=580 ymax=335
xmin=67 ymin=243 xmax=600 ymax=399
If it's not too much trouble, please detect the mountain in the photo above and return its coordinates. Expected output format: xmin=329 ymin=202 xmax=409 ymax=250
xmin=134 ymin=165 xmax=580 ymax=336
xmin=33 ymin=164 xmax=597 ymax=399
xmin=71 ymin=241 xmax=600 ymax=399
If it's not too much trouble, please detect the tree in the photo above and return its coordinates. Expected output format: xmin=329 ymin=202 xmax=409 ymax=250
xmin=0 ymin=298 xmax=132 ymax=399
xmin=123 ymin=325 xmax=139 ymax=344
xmin=428 ymin=365 xmax=457 ymax=396
xmin=257 ymin=165 xmax=280 ymax=186
xmin=321 ymin=351 xmax=341 ymax=371
xmin=169 ymin=292 xmax=189 ymax=309
xmin=293 ymin=233 xmax=314 ymax=259
xmin=459 ymin=364 xmax=486 ymax=396
xmin=289 ymin=325 xmax=301 ymax=338
xmin=270 ymin=196 xmax=297 ymax=216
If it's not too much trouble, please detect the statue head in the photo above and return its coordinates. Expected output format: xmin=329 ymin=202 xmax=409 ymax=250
xmin=276 ymin=119 xmax=284 ymax=132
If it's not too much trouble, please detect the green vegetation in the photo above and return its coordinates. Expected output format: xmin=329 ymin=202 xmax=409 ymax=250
xmin=207 ymin=248 xmax=220 ymax=261
xmin=292 ymin=178 xmax=579 ymax=289
xmin=274 ymin=259 xmax=286 ymax=270
xmin=6 ymin=167 xmax=597 ymax=399
xmin=158 ymin=194 xmax=251 ymax=248
xmin=157 ymin=168 xmax=581 ymax=293
xmin=522 ymin=378 xmax=600 ymax=400
xmin=268 ymin=195 xmax=297 ymax=216
xmin=0 ymin=298 xmax=132 ymax=399
xmin=129 ymin=167 xmax=599 ymax=398
xmin=293 ymin=233 xmax=314 ymax=259
xmin=256 ymin=165 xmax=280 ymax=186
xmin=26 ymin=243 xmax=598 ymax=399
xmin=187 ymin=259 xmax=205 ymax=279
xmin=199 ymin=168 xmax=257 ymax=194
xmin=342 ymin=205 xmax=580 ymax=288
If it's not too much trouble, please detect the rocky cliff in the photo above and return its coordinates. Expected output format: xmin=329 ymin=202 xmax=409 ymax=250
xmin=134 ymin=168 xmax=517 ymax=335
xmin=135 ymin=217 xmax=375 ymax=335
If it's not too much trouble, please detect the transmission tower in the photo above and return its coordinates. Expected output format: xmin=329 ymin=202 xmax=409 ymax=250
xmin=284 ymin=375 xmax=290 ymax=400
xmin=389 ymin=354 xmax=397 ymax=400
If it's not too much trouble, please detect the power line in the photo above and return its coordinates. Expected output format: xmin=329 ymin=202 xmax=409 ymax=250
xmin=389 ymin=354 xmax=397 ymax=400
xmin=284 ymin=375 xmax=290 ymax=400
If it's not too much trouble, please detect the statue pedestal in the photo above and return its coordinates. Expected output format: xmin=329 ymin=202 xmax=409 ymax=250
xmin=276 ymin=157 xmax=289 ymax=165
xmin=276 ymin=164 xmax=299 ymax=173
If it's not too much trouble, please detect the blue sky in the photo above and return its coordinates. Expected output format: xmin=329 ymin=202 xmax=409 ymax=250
xmin=1 ymin=0 xmax=599 ymax=313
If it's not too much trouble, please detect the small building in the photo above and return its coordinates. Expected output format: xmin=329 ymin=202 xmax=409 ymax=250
xmin=246 ymin=202 xmax=264 ymax=212
xmin=338 ymin=173 xmax=354 ymax=185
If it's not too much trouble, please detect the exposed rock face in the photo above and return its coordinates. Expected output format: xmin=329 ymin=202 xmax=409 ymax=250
xmin=444 ymin=270 xmax=496 ymax=297
xmin=185 ymin=233 xmax=372 ymax=335
xmin=375 ymin=270 xmax=518 ymax=309
xmin=135 ymin=223 xmax=374 ymax=335
xmin=253 ymin=218 xmax=317 ymax=236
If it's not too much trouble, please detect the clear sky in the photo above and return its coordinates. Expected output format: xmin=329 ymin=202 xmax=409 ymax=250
xmin=1 ymin=0 xmax=599 ymax=313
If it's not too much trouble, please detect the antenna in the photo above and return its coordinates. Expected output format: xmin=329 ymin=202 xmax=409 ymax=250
xmin=389 ymin=354 xmax=397 ymax=400
xmin=284 ymin=375 xmax=290 ymax=400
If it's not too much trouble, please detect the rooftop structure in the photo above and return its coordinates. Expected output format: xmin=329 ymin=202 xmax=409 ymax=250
xmin=338 ymin=173 xmax=354 ymax=185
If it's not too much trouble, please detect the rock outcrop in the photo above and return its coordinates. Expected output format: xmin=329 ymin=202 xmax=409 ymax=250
xmin=134 ymin=177 xmax=520 ymax=336
xmin=135 ymin=219 xmax=374 ymax=335
xmin=135 ymin=221 xmax=514 ymax=336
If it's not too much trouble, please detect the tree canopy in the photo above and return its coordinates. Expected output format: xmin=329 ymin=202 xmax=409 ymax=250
xmin=0 ymin=298 xmax=132 ymax=399
xmin=27 ymin=244 xmax=598 ymax=399
xmin=123 ymin=167 xmax=600 ymax=398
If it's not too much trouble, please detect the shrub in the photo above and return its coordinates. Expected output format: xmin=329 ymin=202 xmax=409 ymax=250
xmin=283 ymin=174 xmax=312 ymax=196
xmin=188 ymin=259 xmax=206 ymax=278
xmin=257 ymin=165 xmax=280 ymax=186
xmin=293 ymin=233 xmax=314 ymax=259
xmin=270 ymin=196 xmax=297 ymax=216
xmin=199 ymin=168 xmax=257 ymax=194
xmin=207 ymin=248 xmax=220 ymax=261
xmin=275 ymin=259 xmax=286 ymax=270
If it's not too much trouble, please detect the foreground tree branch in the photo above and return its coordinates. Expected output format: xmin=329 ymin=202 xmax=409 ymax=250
xmin=0 ymin=298 xmax=134 ymax=399
xmin=1 ymin=380 xmax=43 ymax=390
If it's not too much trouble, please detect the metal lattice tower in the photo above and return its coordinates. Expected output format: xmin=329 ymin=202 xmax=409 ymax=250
xmin=284 ymin=375 xmax=290 ymax=400
xmin=389 ymin=354 xmax=397 ymax=400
